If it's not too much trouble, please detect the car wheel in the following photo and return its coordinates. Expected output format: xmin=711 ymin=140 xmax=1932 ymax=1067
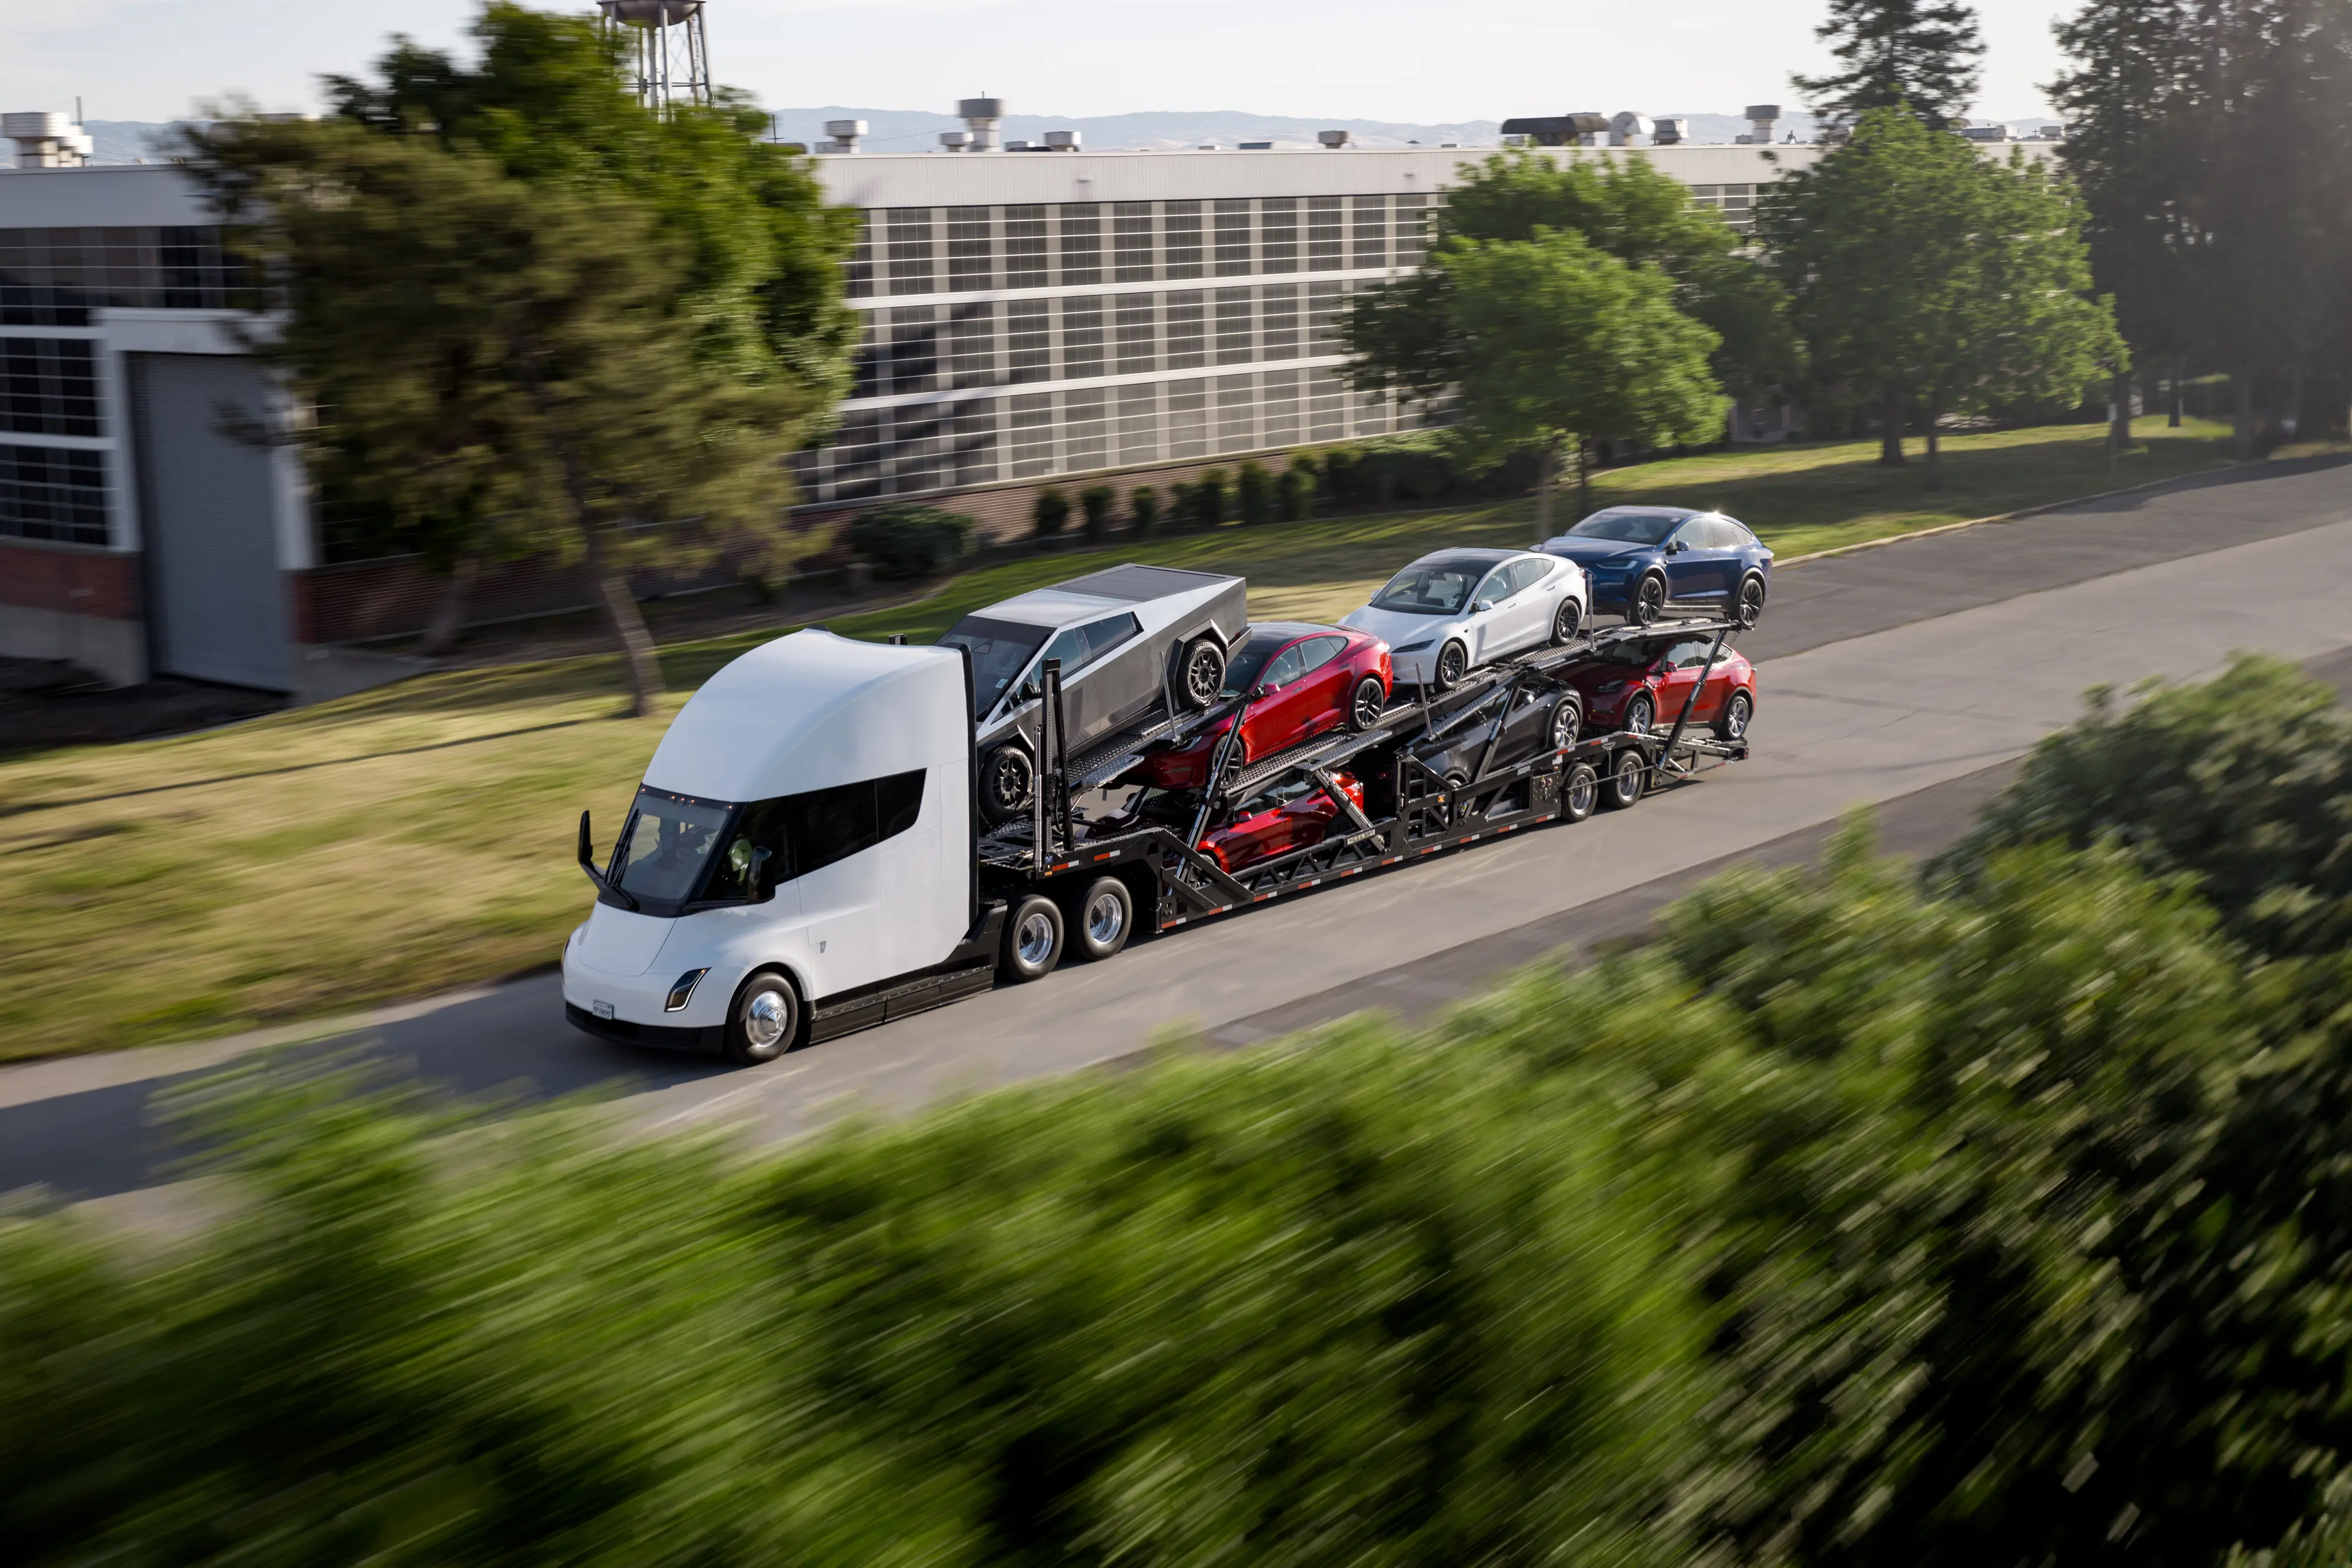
xmin=1432 ymin=641 xmax=1469 ymax=692
xmin=1561 ymin=762 xmax=1599 ymax=823
xmin=1735 ymin=573 xmax=1766 ymax=628
xmin=1716 ymin=688 xmax=1754 ymax=741
xmin=979 ymin=743 xmax=1034 ymax=824
xmin=1177 ymin=638 xmax=1226 ymax=711
xmin=1603 ymin=748 xmax=1646 ymax=810
xmin=1621 ymin=693 xmax=1655 ymax=735
xmin=1347 ymin=674 xmax=1387 ymax=732
xmin=1546 ymin=694 xmax=1582 ymax=752
xmin=1000 ymin=893 xmax=1064 ymax=982
xmin=1068 ymin=875 xmax=1133 ymax=961
xmin=1551 ymin=596 xmax=1584 ymax=644
xmin=724 ymin=969 xmax=801 ymax=1065
xmin=1631 ymin=573 xmax=1667 ymax=626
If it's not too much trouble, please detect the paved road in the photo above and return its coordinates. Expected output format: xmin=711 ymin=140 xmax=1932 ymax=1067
xmin=6 ymin=457 xmax=2351 ymax=1202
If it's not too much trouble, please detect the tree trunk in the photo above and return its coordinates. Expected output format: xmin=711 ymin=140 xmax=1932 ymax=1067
xmin=2169 ymin=356 xmax=2184 ymax=428
xmin=581 ymin=520 xmax=663 ymax=718
xmin=1534 ymin=443 xmax=1558 ymax=537
xmin=2234 ymin=369 xmax=2257 ymax=461
xmin=418 ymin=552 xmax=478 ymax=657
xmin=2109 ymin=370 xmax=2134 ymax=451
xmin=1923 ymin=404 xmax=1944 ymax=492
xmin=1879 ymin=389 xmax=1906 ymax=466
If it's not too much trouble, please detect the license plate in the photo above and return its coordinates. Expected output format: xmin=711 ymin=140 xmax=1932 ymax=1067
xmin=592 ymin=1001 xmax=615 ymax=1020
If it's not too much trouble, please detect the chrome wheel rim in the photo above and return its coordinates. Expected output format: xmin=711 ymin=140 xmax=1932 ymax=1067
xmin=1184 ymin=648 xmax=1222 ymax=706
xmin=1568 ymin=771 xmax=1596 ymax=815
xmin=1726 ymin=694 xmax=1750 ymax=737
xmin=1352 ymin=681 xmax=1384 ymax=728
xmin=744 ymin=987 xmax=791 ymax=1050
xmin=1087 ymin=891 xmax=1125 ymax=946
xmin=1625 ymin=698 xmax=1652 ymax=734
xmin=1017 ymin=911 xmax=1057 ymax=966
xmin=1549 ymin=702 xmax=1578 ymax=750
xmin=1618 ymin=755 xmax=1643 ymax=798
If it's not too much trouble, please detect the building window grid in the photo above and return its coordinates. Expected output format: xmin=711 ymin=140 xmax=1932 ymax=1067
xmin=1214 ymin=289 xmax=1253 ymax=366
xmin=884 ymin=208 xmax=936 ymax=297
xmin=1006 ymin=298 xmax=1052 ymax=384
xmin=1215 ymin=373 xmax=1257 ymax=453
xmin=2 ymin=336 xmax=102 ymax=438
xmin=886 ymin=306 xmax=940 ymax=396
xmin=1166 ymin=378 xmax=1209 ymax=460
xmin=1057 ymin=204 xmax=1102 ymax=287
xmin=1392 ymin=193 xmax=1428 ymax=269
xmin=1162 ymin=202 xmax=1204 ymax=280
xmin=1117 ymin=382 xmax=1160 ymax=465
xmin=1213 ymin=199 xmax=1252 ymax=277
xmin=0 ymin=225 xmax=245 ymax=324
xmin=1164 ymin=290 xmax=1206 ymax=371
xmin=1259 ymin=285 xmax=1300 ymax=361
xmin=1003 ymin=205 xmax=1048 ymax=289
xmin=1009 ymin=392 xmax=1055 ymax=477
xmin=950 ymin=398 xmax=999 ymax=487
xmin=1063 ymin=386 xmax=1110 ymax=472
xmin=1114 ymin=294 xmax=1157 ymax=375
xmin=1351 ymin=195 xmax=1388 ymax=269
xmin=1259 ymin=198 xmax=1299 ymax=274
xmin=0 ymin=443 xmax=106 ymax=546
xmin=947 ymin=300 xmax=996 ymax=389
xmin=1112 ymin=203 xmax=1155 ymax=283
xmin=1305 ymin=198 xmax=1344 ymax=272
xmin=1060 ymin=295 xmax=1106 ymax=381
xmin=844 ymin=215 xmax=876 ymax=299
xmin=946 ymin=206 xmax=993 ymax=292
xmin=887 ymin=405 xmax=946 ymax=494
xmin=1262 ymin=367 xmax=1303 ymax=448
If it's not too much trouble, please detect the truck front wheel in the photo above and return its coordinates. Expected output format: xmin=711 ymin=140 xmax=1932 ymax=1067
xmin=1000 ymin=894 xmax=1065 ymax=982
xmin=724 ymin=969 xmax=801 ymax=1065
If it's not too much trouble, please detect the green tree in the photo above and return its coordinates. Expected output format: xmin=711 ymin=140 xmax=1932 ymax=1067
xmin=1760 ymin=106 xmax=2122 ymax=483
xmin=1795 ymin=0 xmax=1987 ymax=129
xmin=1421 ymin=230 xmax=1725 ymax=529
xmin=189 ymin=122 xmax=813 ymax=715
xmin=1344 ymin=151 xmax=1799 ymax=412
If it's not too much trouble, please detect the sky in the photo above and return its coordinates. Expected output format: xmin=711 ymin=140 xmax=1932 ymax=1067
xmin=1 ymin=0 xmax=2076 ymax=128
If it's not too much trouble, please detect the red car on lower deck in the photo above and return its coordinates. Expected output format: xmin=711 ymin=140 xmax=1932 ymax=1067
xmin=1558 ymin=630 xmax=1756 ymax=740
xmin=1094 ymin=771 xmax=1368 ymax=875
xmin=1121 ymin=623 xmax=1392 ymax=790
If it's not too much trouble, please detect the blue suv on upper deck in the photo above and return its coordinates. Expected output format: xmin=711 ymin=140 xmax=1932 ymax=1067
xmin=1536 ymin=506 xmax=1774 ymax=627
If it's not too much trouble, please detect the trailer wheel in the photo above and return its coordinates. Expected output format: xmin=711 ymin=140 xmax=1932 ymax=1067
xmin=1621 ymin=693 xmax=1655 ymax=735
xmin=1631 ymin=573 xmax=1667 ymax=626
xmin=979 ymin=743 xmax=1035 ymax=825
xmin=1562 ymin=763 xmax=1600 ymax=823
xmin=1177 ymin=638 xmax=1226 ymax=711
xmin=1432 ymin=641 xmax=1469 ymax=692
xmin=1001 ymin=894 xmax=1065 ymax=982
xmin=1551 ymin=596 xmax=1584 ymax=644
xmin=1347 ymin=675 xmax=1387 ymax=732
xmin=1716 ymin=689 xmax=1753 ymax=741
xmin=1070 ymin=876 xmax=1134 ymax=961
xmin=723 ymin=968 xmax=802 ymax=1065
xmin=1603 ymin=748 xmax=1647 ymax=810
xmin=1735 ymin=573 xmax=1767 ymax=628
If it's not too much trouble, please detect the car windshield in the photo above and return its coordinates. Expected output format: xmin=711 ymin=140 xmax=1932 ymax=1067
xmin=1219 ymin=628 xmax=1295 ymax=698
xmin=610 ymin=787 xmax=733 ymax=904
xmin=1369 ymin=557 xmax=1494 ymax=615
xmin=1566 ymin=510 xmax=1685 ymax=544
xmin=937 ymin=616 xmax=1053 ymax=718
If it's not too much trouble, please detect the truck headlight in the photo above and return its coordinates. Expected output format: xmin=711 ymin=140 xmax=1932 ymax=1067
xmin=665 ymin=968 xmax=710 ymax=1012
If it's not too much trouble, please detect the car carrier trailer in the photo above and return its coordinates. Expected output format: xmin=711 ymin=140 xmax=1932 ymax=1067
xmin=563 ymin=616 xmax=1750 ymax=1065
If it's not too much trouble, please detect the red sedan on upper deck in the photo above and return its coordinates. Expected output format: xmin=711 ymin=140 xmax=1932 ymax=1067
xmin=1123 ymin=623 xmax=1392 ymax=790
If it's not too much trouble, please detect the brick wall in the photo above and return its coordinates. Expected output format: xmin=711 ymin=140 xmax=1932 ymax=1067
xmin=0 ymin=540 xmax=142 ymax=620
xmin=293 ymin=554 xmax=597 ymax=645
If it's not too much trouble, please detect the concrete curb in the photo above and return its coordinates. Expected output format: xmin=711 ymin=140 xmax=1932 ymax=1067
xmin=1774 ymin=462 xmax=2250 ymax=571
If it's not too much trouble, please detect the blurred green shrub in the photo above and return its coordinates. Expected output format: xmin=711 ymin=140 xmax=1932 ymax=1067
xmin=1032 ymin=486 xmax=1070 ymax=539
xmin=1127 ymin=483 xmax=1161 ymax=536
xmin=1078 ymin=483 xmax=1117 ymax=541
xmin=843 ymin=503 xmax=975 ymax=579
xmin=1277 ymin=457 xmax=1317 ymax=521
xmin=1234 ymin=460 xmax=1275 ymax=526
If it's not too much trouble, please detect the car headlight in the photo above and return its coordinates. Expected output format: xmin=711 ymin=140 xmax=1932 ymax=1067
xmin=1396 ymin=639 xmax=1435 ymax=654
xmin=664 ymin=968 xmax=710 ymax=1013
xmin=1588 ymin=562 xmax=1635 ymax=577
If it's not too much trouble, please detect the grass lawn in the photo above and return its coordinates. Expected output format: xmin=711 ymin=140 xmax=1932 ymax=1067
xmin=0 ymin=417 xmax=2240 ymax=1061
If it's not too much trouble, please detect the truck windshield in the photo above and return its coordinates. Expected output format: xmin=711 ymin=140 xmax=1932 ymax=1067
xmin=938 ymin=616 xmax=1051 ymax=718
xmin=610 ymin=788 xmax=732 ymax=905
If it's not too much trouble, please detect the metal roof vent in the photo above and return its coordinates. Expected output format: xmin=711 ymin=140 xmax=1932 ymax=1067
xmin=1497 ymin=113 xmax=1608 ymax=148
xmin=1652 ymin=116 xmax=1689 ymax=145
xmin=1739 ymin=104 xmax=1780 ymax=145
xmin=1317 ymin=129 xmax=1352 ymax=148
xmin=818 ymin=118 xmax=866 ymax=153
xmin=1044 ymin=129 xmax=1081 ymax=151
xmin=1608 ymin=112 xmax=1653 ymax=146
xmin=4 ymin=111 xmax=92 ymax=169
xmin=957 ymin=95 xmax=1004 ymax=151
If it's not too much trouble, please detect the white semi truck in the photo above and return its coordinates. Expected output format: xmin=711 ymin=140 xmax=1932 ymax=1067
xmin=566 ymin=620 xmax=1749 ymax=1064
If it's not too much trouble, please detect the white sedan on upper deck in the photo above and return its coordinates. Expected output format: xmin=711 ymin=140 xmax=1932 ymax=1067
xmin=1338 ymin=548 xmax=1589 ymax=693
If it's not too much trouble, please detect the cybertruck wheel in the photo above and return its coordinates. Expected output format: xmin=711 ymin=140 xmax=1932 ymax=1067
xmin=1347 ymin=675 xmax=1387 ymax=732
xmin=724 ymin=969 xmax=801 ymax=1065
xmin=1735 ymin=573 xmax=1766 ymax=628
xmin=1177 ymin=638 xmax=1226 ymax=711
xmin=1551 ymin=596 xmax=1584 ymax=644
xmin=1068 ymin=876 xmax=1134 ymax=962
xmin=979 ymin=744 xmax=1035 ymax=825
xmin=1432 ymin=641 xmax=1469 ymax=692
xmin=1561 ymin=762 xmax=1599 ymax=823
xmin=1603 ymin=748 xmax=1647 ymax=810
xmin=1631 ymin=573 xmax=1667 ymax=626
xmin=1000 ymin=894 xmax=1065 ymax=982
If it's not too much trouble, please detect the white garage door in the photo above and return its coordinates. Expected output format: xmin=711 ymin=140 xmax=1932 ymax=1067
xmin=133 ymin=354 xmax=294 ymax=691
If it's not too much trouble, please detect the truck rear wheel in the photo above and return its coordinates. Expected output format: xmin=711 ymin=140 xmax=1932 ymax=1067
xmin=1177 ymin=638 xmax=1225 ymax=711
xmin=724 ymin=969 xmax=801 ymax=1065
xmin=1069 ymin=876 xmax=1133 ymax=961
xmin=1603 ymin=748 xmax=1647 ymax=810
xmin=1000 ymin=893 xmax=1065 ymax=982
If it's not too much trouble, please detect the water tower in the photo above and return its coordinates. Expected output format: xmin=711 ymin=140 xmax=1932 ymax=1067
xmin=599 ymin=1 xmax=712 ymax=116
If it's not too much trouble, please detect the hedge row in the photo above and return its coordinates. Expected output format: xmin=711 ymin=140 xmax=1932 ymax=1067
xmin=9 ymin=657 xmax=2352 ymax=1567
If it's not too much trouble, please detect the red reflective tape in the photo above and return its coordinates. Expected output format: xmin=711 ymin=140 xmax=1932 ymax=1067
xmin=1094 ymin=851 xmax=1115 ymax=861
xmin=1255 ymin=892 xmax=1274 ymax=902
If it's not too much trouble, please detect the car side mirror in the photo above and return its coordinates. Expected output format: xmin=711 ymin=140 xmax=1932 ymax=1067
xmin=1475 ymin=599 xmax=1495 ymax=613
xmin=1250 ymin=685 xmax=1270 ymax=700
